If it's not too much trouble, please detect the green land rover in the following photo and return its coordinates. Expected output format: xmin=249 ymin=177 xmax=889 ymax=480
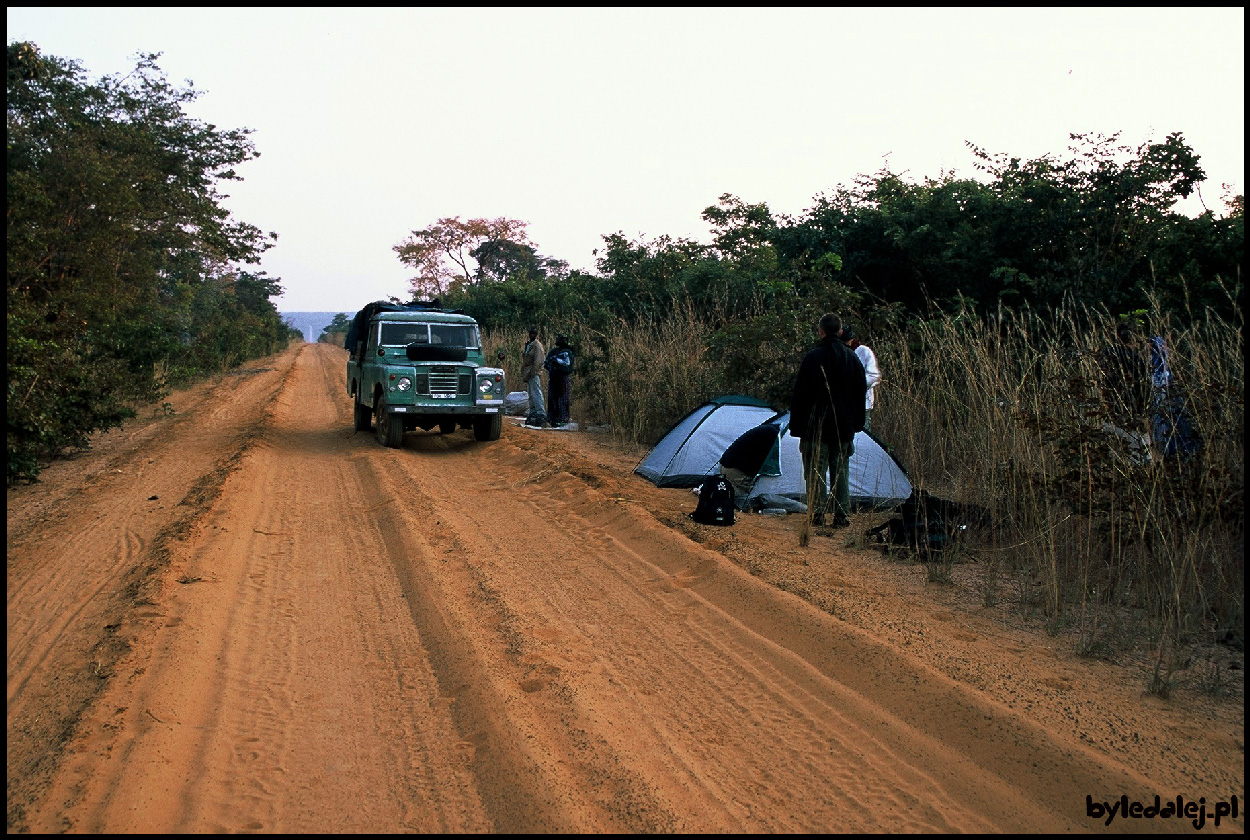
xmin=345 ymin=301 xmax=505 ymax=447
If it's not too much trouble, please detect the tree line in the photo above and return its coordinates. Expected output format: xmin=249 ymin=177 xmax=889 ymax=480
xmin=400 ymin=133 xmax=1240 ymax=410
xmin=7 ymin=44 xmax=298 ymax=482
xmin=10 ymin=41 xmax=1242 ymax=483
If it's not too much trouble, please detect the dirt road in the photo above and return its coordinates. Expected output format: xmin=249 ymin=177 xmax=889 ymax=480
xmin=8 ymin=342 xmax=1243 ymax=832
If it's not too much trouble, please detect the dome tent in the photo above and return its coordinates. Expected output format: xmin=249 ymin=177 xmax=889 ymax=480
xmin=634 ymin=396 xmax=776 ymax=488
xmin=743 ymin=412 xmax=912 ymax=511
xmin=635 ymin=396 xmax=911 ymax=511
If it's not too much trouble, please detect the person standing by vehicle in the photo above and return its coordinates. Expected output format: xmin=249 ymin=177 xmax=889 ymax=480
xmin=520 ymin=327 xmax=547 ymax=427
xmin=545 ymin=334 xmax=574 ymax=428
xmin=840 ymin=324 xmax=881 ymax=433
xmin=789 ymin=313 xmax=867 ymax=528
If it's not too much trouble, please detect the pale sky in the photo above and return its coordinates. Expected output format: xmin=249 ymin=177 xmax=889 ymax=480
xmin=7 ymin=7 xmax=1245 ymax=313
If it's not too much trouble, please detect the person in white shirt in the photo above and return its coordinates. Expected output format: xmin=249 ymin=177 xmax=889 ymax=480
xmin=840 ymin=325 xmax=881 ymax=432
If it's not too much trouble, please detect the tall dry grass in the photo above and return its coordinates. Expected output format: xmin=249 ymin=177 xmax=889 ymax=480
xmin=486 ymin=303 xmax=721 ymax=446
xmin=487 ymin=300 xmax=1243 ymax=657
xmin=870 ymin=304 xmax=1243 ymax=656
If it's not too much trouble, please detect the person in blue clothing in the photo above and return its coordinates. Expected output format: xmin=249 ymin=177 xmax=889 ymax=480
xmin=544 ymin=335 xmax=574 ymax=427
xmin=789 ymin=313 xmax=867 ymax=529
xmin=1146 ymin=330 xmax=1202 ymax=459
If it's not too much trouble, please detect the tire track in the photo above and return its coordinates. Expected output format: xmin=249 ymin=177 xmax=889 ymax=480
xmin=360 ymin=436 xmax=961 ymax=831
xmin=359 ymin=424 xmax=1169 ymax=832
xmin=7 ymin=351 xmax=297 ymax=832
xmin=22 ymin=343 xmax=490 ymax=833
xmin=14 ymin=343 xmax=1217 ymax=834
xmin=361 ymin=451 xmax=596 ymax=833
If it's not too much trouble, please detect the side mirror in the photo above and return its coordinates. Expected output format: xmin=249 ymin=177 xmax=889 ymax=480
xmin=497 ymin=351 xmax=506 ymax=362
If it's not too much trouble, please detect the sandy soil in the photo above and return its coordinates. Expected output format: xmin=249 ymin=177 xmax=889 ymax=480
xmin=7 ymin=342 xmax=1243 ymax=833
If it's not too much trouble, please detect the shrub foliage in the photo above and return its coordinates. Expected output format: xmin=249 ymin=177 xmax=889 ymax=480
xmin=7 ymin=43 xmax=295 ymax=481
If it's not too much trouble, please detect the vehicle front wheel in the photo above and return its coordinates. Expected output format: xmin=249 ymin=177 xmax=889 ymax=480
xmin=473 ymin=413 xmax=502 ymax=441
xmin=375 ymin=396 xmax=404 ymax=448
xmin=354 ymin=396 xmax=372 ymax=431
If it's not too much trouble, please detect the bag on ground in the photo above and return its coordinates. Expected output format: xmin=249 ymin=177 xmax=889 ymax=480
xmin=691 ymin=474 xmax=735 ymax=526
xmin=866 ymin=489 xmax=988 ymax=555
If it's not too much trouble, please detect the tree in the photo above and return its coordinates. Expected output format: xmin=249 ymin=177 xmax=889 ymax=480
xmin=393 ymin=216 xmax=532 ymax=298
xmin=470 ymin=238 xmax=568 ymax=284
xmin=702 ymin=193 xmax=777 ymax=261
xmin=7 ymin=43 xmax=280 ymax=482
xmin=319 ymin=312 xmax=351 ymax=344
xmin=966 ymin=132 xmax=1209 ymax=311
xmin=776 ymin=132 xmax=1233 ymax=322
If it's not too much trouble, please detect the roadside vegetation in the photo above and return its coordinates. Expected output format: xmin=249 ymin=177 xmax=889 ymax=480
xmin=7 ymin=43 xmax=297 ymax=483
xmin=487 ymin=300 xmax=1242 ymax=690
xmin=318 ymin=313 xmax=352 ymax=347
xmin=463 ymin=135 xmax=1241 ymax=673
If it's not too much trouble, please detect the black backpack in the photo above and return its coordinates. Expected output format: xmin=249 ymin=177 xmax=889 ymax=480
xmin=544 ymin=349 xmax=573 ymax=375
xmin=866 ymin=489 xmax=988 ymax=555
xmin=691 ymin=474 xmax=735 ymax=526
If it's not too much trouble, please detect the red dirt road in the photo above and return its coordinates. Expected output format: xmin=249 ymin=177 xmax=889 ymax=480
xmin=8 ymin=342 xmax=1243 ymax=832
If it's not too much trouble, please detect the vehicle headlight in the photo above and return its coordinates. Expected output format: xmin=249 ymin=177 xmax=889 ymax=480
xmin=477 ymin=377 xmax=495 ymax=394
xmin=396 ymin=377 xmax=412 ymax=391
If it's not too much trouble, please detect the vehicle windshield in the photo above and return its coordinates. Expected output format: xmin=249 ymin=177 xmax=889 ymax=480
xmin=379 ymin=322 xmax=479 ymax=348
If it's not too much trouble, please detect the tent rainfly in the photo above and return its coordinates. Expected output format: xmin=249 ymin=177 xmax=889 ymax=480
xmin=634 ymin=395 xmax=776 ymax=488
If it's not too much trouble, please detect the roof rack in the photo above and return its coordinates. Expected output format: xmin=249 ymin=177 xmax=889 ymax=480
xmin=345 ymin=299 xmax=467 ymax=349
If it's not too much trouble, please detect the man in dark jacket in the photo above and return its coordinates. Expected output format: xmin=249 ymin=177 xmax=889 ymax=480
xmin=789 ymin=313 xmax=867 ymax=528
xmin=544 ymin=334 xmax=574 ymax=427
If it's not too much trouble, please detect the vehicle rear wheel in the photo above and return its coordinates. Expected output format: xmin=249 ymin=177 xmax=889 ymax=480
xmin=473 ymin=413 xmax=502 ymax=442
xmin=439 ymin=421 xmax=456 ymax=435
xmin=354 ymin=396 xmax=372 ymax=431
xmin=375 ymin=396 xmax=404 ymax=448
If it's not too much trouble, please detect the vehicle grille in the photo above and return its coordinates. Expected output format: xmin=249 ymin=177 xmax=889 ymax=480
xmin=421 ymin=366 xmax=471 ymax=397
xmin=429 ymin=370 xmax=459 ymax=396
